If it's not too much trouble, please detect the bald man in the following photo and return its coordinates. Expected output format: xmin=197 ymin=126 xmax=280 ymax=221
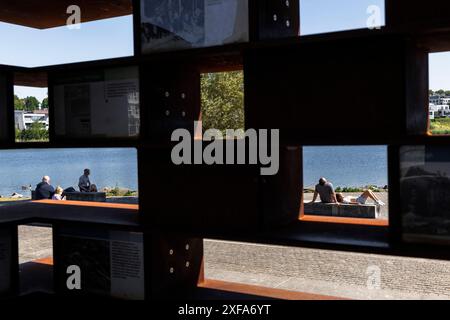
xmin=35 ymin=176 xmax=55 ymax=200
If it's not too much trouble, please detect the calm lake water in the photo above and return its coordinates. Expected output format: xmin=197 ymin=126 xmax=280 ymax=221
xmin=0 ymin=148 xmax=138 ymax=197
xmin=303 ymin=146 xmax=388 ymax=188
xmin=0 ymin=146 xmax=387 ymax=197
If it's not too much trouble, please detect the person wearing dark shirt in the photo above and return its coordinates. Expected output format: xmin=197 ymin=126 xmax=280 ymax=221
xmin=35 ymin=176 xmax=55 ymax=200
xmin=310 ymin=177 xmax=339 ymax=204
xmin=78 ymin=168 xmax=91 ymax=192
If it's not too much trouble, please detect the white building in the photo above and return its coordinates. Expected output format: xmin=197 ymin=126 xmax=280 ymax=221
xmin=429 ymin=95 xmax=450 ymax=106
xmin=430 ymin=106 xmax=437 ymax=120
xmin=430 ymin=95 xmax=442 ymax=105
xmin=15 ymin=110 xmax=49 ymax=131
xmin=429 ymin=103 xmax=450 ymax=120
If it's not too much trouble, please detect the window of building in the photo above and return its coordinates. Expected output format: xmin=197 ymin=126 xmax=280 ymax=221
xmin=300 ymin=0 xmax=385 ymax=36
xmin=302 ymin=146 xmax=389 ymax=221
xmin=14 ymin=85 xmax=49 ymax=143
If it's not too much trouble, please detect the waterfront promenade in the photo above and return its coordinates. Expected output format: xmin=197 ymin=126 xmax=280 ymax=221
xmin=16 ymin=224 xmax=450 ymax=300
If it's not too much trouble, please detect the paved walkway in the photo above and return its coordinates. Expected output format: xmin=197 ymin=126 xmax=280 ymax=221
xmin=17 ymin=226 xmax=450 ymax=300
xmin=19 ymin=225 xmax=53 ymax=264
xmin=204 ymin=239 xmax=450 ymax=300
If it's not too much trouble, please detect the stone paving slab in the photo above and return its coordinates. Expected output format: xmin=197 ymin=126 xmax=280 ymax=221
xmin=18 ymin=225 xmax=53 ymax=264
xmin=204 ymin=239 xmax=450 ymax=300
xmin=16 ymin=225 xmax=450 ymax=300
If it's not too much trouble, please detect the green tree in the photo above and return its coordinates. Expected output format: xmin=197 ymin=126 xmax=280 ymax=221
xmin=41 ymin=97 xmax=49 ymax=109
xmin=436 ymin=89 xmax=445 ymax=95
xmin=14 ymin=95 xmax=25 ymax=110
xmin=23 ymin=96 xmax=40 ymax=112
xmin=201 ymin=71 xmax=245 ymax=135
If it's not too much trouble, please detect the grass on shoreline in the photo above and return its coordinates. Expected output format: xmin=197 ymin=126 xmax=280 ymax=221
xmin=304 ymin=185 xmax=388 ymax=193
xmin=0 ymin=197 xmax=30 ymax=202
xmin=1 ymin=186 xmax=138 ymax=202
xmin=104 ymin=187 xmax=138 ymax=197
xmin=430 ymin=118 xmax=450 ymax=135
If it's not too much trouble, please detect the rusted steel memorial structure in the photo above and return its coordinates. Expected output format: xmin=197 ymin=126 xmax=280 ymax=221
xmin=0 ymin=0 xmax=449 ymax=300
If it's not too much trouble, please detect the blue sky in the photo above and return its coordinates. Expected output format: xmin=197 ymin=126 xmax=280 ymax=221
xmin=429 ymin=53 xmax=450 ymax=91
xmin=300 ymin=0 xmax=385 ymax=35
xmin=2 ymin=15 xmax=133 ymax=101
xmin=4 ymin=1 xmax=449 ymax=100
xmin=0 ymin=16 xmax=133 ymax=67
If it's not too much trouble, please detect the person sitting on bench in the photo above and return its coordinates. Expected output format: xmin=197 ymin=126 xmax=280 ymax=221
xmin=78 ymin=168 xmax=91 ymax=192
xmin=52 ymin=186 xmax=66 ymax=201
xmin=35 ymin=176 xmax=55 ymax=200
xmin=309 ymin=177 xmax=339 ymax=204
xmin=336 ymin=190 xmax=385 ymax=206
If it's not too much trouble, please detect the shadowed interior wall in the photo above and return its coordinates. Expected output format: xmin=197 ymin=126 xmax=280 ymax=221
xmin=0 ymin=73 xmax=8 ymax=141
xmin=139 ymin=146 xmax=260 ymax=234
xmin=245 ymin=36 xmax=408 ymax=142
xmin=386 ymin=0 xmax=450 ymax=29
xmin=150 ymin=233 xmax=203 ymax=298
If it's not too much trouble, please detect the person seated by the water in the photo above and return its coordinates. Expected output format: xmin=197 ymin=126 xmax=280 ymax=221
xmin=336 ymin=190 xmax=385 ymax=206
xmin=52 ymin=186 xmax=66 ymax=201
xmin=78 ymin=168 xmax=91 ymax=192
xmin=89 ymin=184 xmax=98 ymax=193
xmin=309 ymin=177 xmax=339 ymax=204
xmin=35 ymin=176 xmax=55 ymax=200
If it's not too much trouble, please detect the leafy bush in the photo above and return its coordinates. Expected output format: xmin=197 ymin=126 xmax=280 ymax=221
xmin=124 ymin=190 xmax=136 ymax=197
xmin=109 ymin=186 xmax=120 ymax=196
xmin=16 ymin=122 xmax=49 ymax=142
xmin=104 ymin=184 xmax=137 ymax=197
xmin=335 ymin=186 xmax=383 ymax=193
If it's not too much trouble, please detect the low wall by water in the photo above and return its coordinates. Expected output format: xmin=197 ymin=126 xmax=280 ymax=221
xmin=304 ymin=202 xmax=380 ymax=219
xmin=31 ymin=190 xmax=106 ymax=202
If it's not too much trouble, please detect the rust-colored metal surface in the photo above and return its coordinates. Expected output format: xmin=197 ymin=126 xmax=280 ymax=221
xmin=33 ymin=257 xmax=54 ymax=266
xmin=33 ymin=199 xmax=138 ymax=210
xmin=0 ymin=0 xmax=132 ymax=29
xmin=15 ymin=71 xmax=48 ymax=87
xmin=300 ymin=215 xmax=389 ymax=227
xmin=0 ymin=200 xmax=140 ymax=226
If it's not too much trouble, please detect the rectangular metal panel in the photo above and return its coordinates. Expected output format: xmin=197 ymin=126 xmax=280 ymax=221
xmin=245 ymin=36 xmax=407 ymax=141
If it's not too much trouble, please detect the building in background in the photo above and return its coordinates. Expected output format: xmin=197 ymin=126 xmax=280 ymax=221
xmin=14 ymin=109 xmax=49 ymax=131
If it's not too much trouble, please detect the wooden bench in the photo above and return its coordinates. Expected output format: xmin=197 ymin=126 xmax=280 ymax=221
xmin=304 ymin=202 xmax=380 ymax=219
